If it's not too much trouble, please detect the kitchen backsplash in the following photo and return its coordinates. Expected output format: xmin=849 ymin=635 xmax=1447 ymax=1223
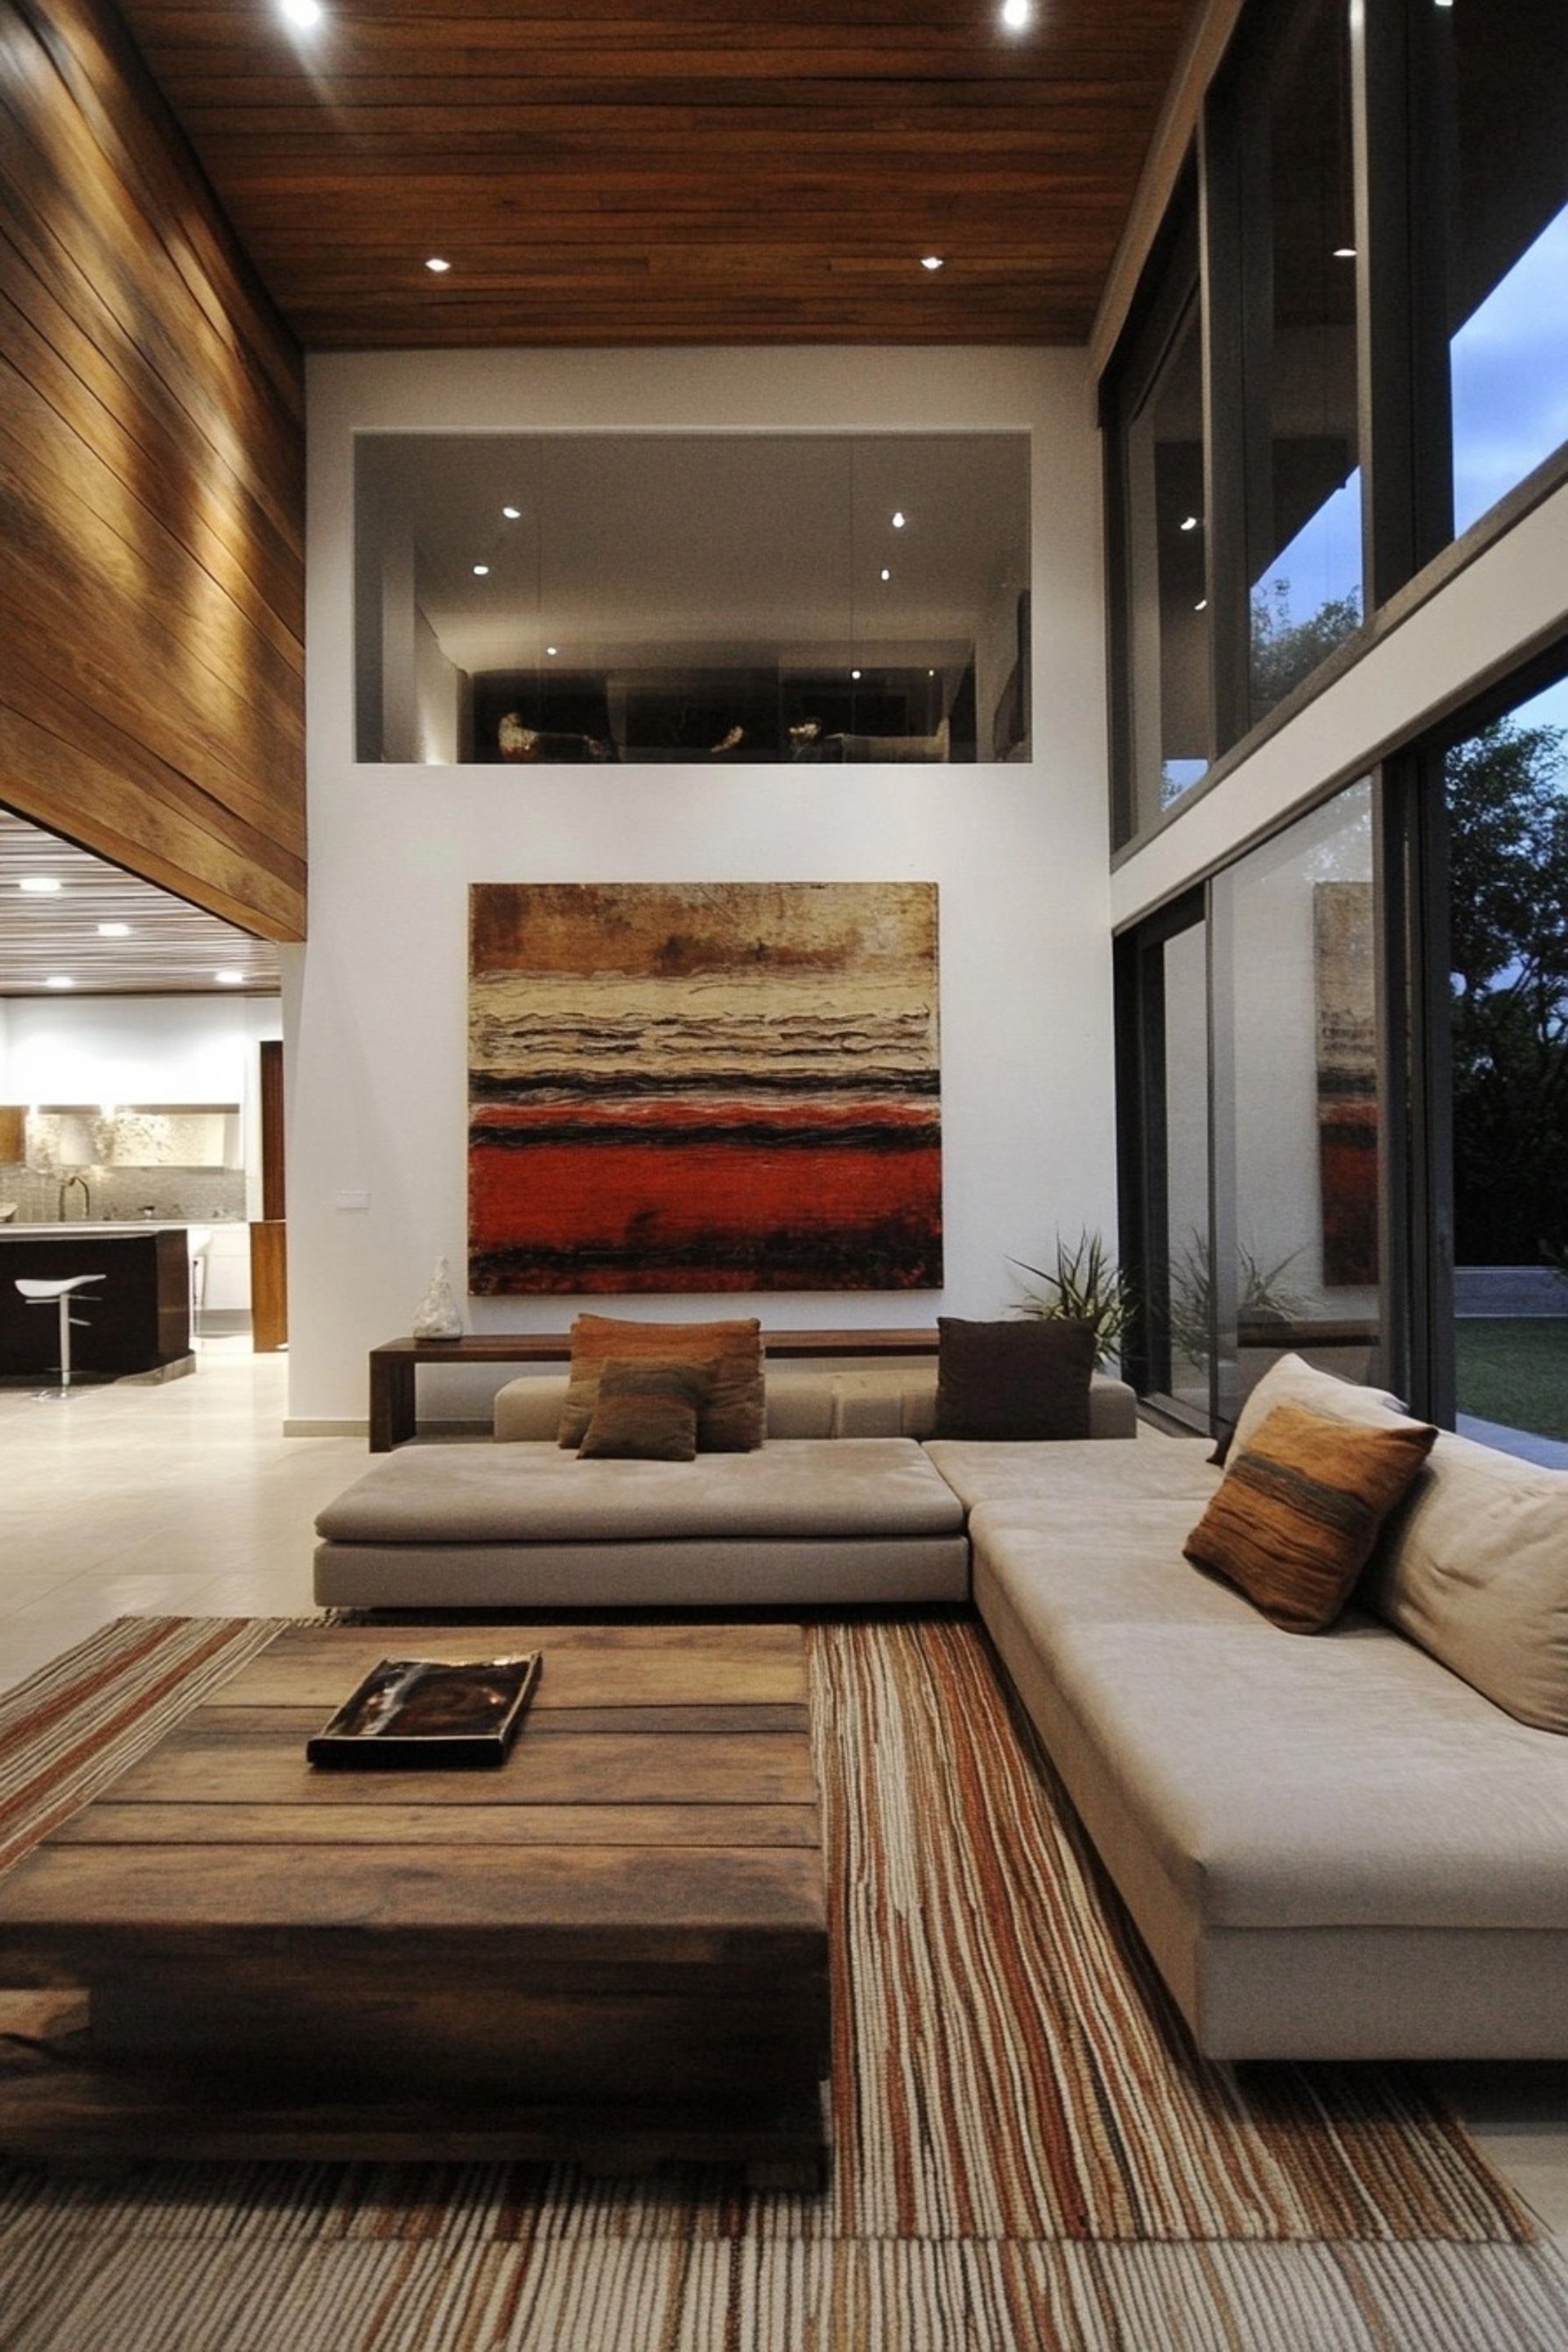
xmin=0 ymin=1164 xmax=247 ymax=1223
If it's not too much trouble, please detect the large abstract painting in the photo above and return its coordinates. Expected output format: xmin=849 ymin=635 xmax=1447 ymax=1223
xmin=468 ymin=881 xmax=942 ymax=1293
xmin=1313 ymin=880 xmax=1379 ymax=1286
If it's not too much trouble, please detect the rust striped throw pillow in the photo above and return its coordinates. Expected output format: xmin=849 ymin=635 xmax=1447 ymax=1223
xmin=576 ymin=1357 xmax=715 ymax=1462
xmin=1184 ymin=1399 xmax=1437 ymax=1633
xmin=557 ymin=1314 xmax=764 ymax=1452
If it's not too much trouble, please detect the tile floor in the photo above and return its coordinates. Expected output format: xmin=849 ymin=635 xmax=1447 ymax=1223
xmin=0 ymin=1335 xmax=362 ymax=1696
xmin=1 ymin=1337 xmax=1566 ymax=2242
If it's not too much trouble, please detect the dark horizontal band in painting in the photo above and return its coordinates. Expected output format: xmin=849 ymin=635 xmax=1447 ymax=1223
xmin=470 ymin=1068 xmax=942 ymax=1102
xmin=470 ymin=1116 xmax=941 ymax=1154
xmin=469 ymin=1218 xmax=942 ymax=1294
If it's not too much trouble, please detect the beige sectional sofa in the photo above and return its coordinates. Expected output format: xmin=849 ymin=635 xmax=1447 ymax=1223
xmin=314 ymin=1344 xmax=1568 ymax=2062
xmin=313 ymin=1363 xmax=1138 ymax=1610
xmin=949 ymin=1354 xmax=1568 ymax=2061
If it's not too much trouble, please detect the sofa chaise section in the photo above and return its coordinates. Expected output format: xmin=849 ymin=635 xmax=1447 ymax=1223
xmin=315 ymin=1435 xmax=969 ymax=1609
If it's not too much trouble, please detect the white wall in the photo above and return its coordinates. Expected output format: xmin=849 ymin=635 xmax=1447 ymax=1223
xmin=293 ymin=346 xmax=1117 ymax=1427
xmin=1 ymin=994 xmax=283 ymax=1220
xmin=413 ymin=605 xmax=461 ymax=764
xmin=1 ymin=994 xmax=280 ymax=1108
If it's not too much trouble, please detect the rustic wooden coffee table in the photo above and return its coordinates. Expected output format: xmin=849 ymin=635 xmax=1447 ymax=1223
xmin=0 ymin=1622 xmax=830 ymax=2180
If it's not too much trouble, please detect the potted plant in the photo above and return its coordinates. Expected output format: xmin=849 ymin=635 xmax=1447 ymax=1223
xmin=1012 ymin=1230 xmax=1137 ymax=1369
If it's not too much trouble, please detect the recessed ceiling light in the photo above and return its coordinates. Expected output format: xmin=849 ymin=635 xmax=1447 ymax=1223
xmin=851 ymin=668 xmax=862 ymax=680
xmin=1333 ymin=245 xmax=1357 ymax=260
xmin=891 ymin=510 xmax=906 ymax=528
xmin=920 ymin=256 xmax=945 ymax=272
xmin=44 ymin=975 xmax=74 ymax=990
xmin=19 ymin=875 xmax=61 ymax=894
xmin=425 ymin=256 xmax=452 ymax=274
xmin=473 ymin=564 xmax=490 ymax=577
xmin=501 ymin=506 xmax=521 ymax=520
xmin=96 ymin=921 xmax=131 ymax=938
xmin=280 ymin=0 xmax=322 ymax=25
xmin=546 ymin=645 xmax=559 ymax=657
xmin=880 ymin=568 xmax=891 ymax=581
xmin=1179 ymin=514 xmax=1201 ymax=532
xmin=214 ymin=970 xmax=246 ymax=987
xmin=1000 ymin=0 xmax=1032 ymax=27
xmin=1194 ymin=598 xmax=1209 ymax=612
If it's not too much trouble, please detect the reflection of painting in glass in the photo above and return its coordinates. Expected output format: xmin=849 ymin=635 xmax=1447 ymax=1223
xmin=1314 ymin=881 xmax=1378 ymax=1285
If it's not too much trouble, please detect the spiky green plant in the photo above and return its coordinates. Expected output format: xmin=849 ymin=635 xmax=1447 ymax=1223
xmin=1011 ymin=1230 xmax=1138 ymax=1367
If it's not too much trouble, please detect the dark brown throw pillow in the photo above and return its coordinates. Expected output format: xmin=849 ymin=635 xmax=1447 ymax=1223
xmin=557 ymin=1314 xmax=764 ymax=1453
xmin=1183 ymin=1399 xmax=1437 ymax=1633
xmin=933 ymin=1316 xmax=1096 ymax=1441
xmin=576 ymin=1358 xmax=714 ymax=1462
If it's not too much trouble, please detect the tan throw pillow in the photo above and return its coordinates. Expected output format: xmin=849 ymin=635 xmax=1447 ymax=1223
xmin=576 ymin=1358 xmax=713 ymax=1462
xmin=557 ymin=1314 xmax=764 ymax=1452
xmin=1184 ymin=1400 xmax=1437 ymax=1634
xmin=1361 ymin=1428 xmax=1568 ymax=1732
xmin=1230 ymin=1351 xmax=1413 ymax=1459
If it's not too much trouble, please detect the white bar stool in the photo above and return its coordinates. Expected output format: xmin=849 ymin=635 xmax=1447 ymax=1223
xmin=16 ymin=1273 xmax=105 ymax=1400
xmin=186 ymin=1227 xmax=214 ymax=1347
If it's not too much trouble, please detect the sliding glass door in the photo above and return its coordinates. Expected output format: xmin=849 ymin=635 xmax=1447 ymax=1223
xmin=1119 ymin=778 xmax=1384 ymax=1432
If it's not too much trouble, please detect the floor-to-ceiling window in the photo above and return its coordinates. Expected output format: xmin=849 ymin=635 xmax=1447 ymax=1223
xmin=1441 ymin=0 xmax=1568 ymax=540
xmin=1106 ymin=187 xmax=1214 ymax=840
xmin=1106 ymin=0 xmax=1568 ymax=857
xmin=1212 ymin=781 xmax=1379 ymax=1426
xmin=1237 ymin=0 xmax=1363 ymax=727
xmin=1443 ymin=667 xmax=1568 ymax=1459
xmin=1120 ymin=781 xmax=1382 ymax=1432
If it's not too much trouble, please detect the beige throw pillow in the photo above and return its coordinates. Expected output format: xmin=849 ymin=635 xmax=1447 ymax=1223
xmin=1361 ymin=1428 xmax=1568 ymax=1732
xmin=1230 ymin=1351 xmax=1413 ymax=1459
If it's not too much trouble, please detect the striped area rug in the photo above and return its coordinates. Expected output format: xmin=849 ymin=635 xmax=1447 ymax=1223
xmin=1 ymin=1611 xmax=1566 ymax=2352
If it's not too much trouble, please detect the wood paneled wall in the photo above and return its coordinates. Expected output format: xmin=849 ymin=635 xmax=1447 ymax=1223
xmin=0 ymin=0 xmax=305 ymax=940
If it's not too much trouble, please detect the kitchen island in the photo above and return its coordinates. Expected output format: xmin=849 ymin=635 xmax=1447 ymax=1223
xmin=0 ymin=1226 xmax=191 ymax=1381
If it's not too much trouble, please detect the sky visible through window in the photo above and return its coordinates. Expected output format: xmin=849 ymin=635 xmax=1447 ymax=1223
xmin=1451 ymin=206 xmax=1568 ymax=540
xmin=1252 ymin=200 xmax=1568 ymax=657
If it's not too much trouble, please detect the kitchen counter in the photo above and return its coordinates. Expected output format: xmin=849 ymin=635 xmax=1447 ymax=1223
xmin=0 ymin=1227 xmax=192 ymax=1379
xmin=0 ymin=1222 xmax=225 ymax=1236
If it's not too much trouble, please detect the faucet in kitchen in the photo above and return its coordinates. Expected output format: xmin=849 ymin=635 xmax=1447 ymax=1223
xmin=56 ymin=1172 xmax=92 ymax=1219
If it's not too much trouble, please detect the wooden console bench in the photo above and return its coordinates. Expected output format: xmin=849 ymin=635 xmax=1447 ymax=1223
xmin=369 ymin=1327 xmax=940 ymax=1450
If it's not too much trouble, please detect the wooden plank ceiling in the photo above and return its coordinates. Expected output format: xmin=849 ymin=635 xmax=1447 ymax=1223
xmin=110 ymin=0 xmax=1204 ymax=346
xmin=0 ymin=809 xmax=280 ymax=995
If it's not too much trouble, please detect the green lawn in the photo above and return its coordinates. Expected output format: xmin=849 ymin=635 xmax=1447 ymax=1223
xmin=1454 ymin=1318 xmax=1568 ymax=1441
